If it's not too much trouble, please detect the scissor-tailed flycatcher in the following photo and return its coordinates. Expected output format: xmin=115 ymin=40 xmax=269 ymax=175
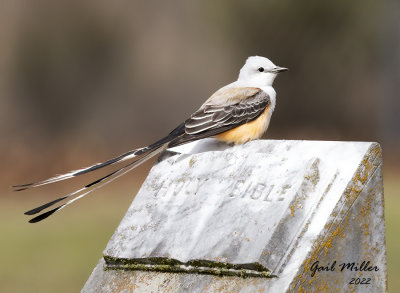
xmin=14 ymin=56 xmax=287 ymax=223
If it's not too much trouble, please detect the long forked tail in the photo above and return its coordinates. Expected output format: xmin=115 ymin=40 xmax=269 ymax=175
xmin=15 ymin=123 xmax=187 ymax=223
xmin=13 ymin=123 xmax=185 ymax=191
xmin=25 ymin=144 xmax=168 ymax=223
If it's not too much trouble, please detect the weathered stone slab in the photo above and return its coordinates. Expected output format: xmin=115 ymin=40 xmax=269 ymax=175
xmin=82 ymin=139 xmax=386 ymax=292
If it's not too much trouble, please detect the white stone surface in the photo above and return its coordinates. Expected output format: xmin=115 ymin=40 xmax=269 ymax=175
xmin=105 ymin=139 xmax=366 ymax=265
xmin=83 ymin=139 xmax=386 ymax=292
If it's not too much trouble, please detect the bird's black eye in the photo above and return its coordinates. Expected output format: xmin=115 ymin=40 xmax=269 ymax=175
xmin=258 ymin=67 xmax=264 ymax=72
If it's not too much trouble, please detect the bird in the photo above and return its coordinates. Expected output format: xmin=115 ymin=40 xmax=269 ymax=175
xmin=13 ymin=56 xmax=287 ymax=223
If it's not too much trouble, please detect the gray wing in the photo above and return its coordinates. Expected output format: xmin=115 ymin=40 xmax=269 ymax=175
xmin=185 ymin=88 xmax=270 ymax=135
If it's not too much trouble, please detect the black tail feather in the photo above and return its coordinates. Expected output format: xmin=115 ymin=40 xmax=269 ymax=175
xmin=24 ymin=196 xmax=68 ymax=215
xmin=26 ymin=144 xmax=168 ymax=223
xmin=29 ymin=206 xmax=61 ymax=223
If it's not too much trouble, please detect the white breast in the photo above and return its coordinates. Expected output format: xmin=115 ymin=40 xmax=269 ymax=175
xmin=260 ymin=85 xmax=277 ymax=112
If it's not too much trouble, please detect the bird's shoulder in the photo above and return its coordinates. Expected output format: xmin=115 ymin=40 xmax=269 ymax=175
xmin=203 ymin=85 xmax=266 ymax=107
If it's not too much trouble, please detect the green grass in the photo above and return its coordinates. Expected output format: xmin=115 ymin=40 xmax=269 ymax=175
xmin=0 ymin=170 xmax=399 ymax=292
xmin=384 ymin=172 xmax=400 ymax=292
xmin=0 ymin=185 xmax=137 ymax=293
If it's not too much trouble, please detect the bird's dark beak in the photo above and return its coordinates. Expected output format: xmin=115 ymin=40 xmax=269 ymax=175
xmin=271 ymin=66 xmax=288 ymax=73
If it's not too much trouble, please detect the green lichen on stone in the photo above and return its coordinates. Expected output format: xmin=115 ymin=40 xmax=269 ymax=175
xmin=189 ymin=157 xmax=196 ymax=167
xmin=103 ymin=255 xmax=275 ymax=279
xmin=280 ymin=184 xmax=291 ymax=195
xmin=304 ymin=158 xmax=320 ymax=188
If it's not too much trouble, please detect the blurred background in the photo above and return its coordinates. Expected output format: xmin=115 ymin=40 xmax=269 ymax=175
xmin=1 ymin=0 xmax=399 ymax=292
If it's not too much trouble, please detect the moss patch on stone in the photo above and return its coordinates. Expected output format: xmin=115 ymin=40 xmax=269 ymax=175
xmin=103 ymin=255 xmax=275 ymax=279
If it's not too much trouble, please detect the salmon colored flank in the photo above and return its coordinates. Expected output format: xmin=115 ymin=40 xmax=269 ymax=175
xmin=215 ymin=106 xmax=271 ymax=144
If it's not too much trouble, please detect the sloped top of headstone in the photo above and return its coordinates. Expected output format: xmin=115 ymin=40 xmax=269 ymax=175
xmin=103 ymin=139 xmax=376 ymax=278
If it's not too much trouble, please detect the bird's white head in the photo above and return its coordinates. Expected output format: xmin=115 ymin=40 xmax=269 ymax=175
xmin=238 ymin=56 xmax=288 ymax=86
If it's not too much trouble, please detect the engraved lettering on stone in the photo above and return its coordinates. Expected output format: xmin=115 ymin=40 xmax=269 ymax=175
xmin=194 ymin=177 xmax=209 ymax=194
xmin=262 ymin=185 xmax=275 ymax=201
xmin=155 ymin=180 xmax=168 ymax=198
xmin=250 ymin=183 xmax=266 ymax=200
xmin=173 ymin=179 xmax=186 ymax=196
xmin=230 ymin=180 xmax=246 ymax=198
